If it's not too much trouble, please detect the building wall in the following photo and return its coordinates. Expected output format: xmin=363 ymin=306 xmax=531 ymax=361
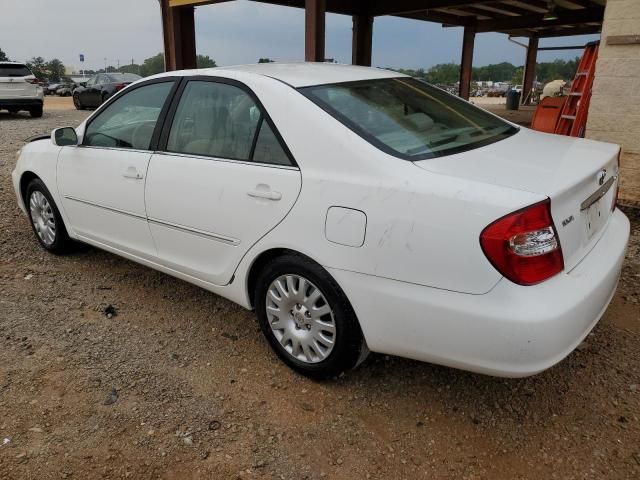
xmin=586 ymin=0 xmax=640 ymax=206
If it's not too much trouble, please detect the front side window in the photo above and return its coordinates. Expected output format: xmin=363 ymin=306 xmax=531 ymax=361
xmin=301 ymin=78 xmax=518 ymax=160
xmin=167 ymin=80 xmax=291 ymax=165
xmin=84 ymin=81 xmax=174 ymax=150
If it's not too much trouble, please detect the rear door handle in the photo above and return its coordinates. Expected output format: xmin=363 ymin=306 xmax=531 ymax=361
xmin=123 ymin=166 xmax=143 ymax=180
xmin=247 ymin=189 xmax=282 ymax=201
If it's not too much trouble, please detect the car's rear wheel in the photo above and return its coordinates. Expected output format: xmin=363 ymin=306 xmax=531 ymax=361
xmin=101 ymin=92 xmax=110 ymax=105
xmin=255 ymin=253 xmax=367 ymax=379
xmin=29 ymin=106 xmax=43 ymax=118
xmin=73 ymin=94 xmax=84 ymax=110
xmin=26 ymin=178 xmax=73 ymax=255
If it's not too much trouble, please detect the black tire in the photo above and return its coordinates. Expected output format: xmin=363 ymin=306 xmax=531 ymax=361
xmin=101 ymin=92 xmax=110 ymax=105
xmin=73 ymin=94 xmax=85 ymax=110
xmin=25 ymin=178 xmax=74 ymax=255
xmin=255 ymin=253 xmax=366 ymax=379
xmin=29 ymin=106 xmax=43 ymax=118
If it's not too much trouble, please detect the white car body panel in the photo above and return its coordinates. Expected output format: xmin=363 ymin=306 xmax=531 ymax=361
xmin=145 ymin=152 xmax=302 ymax=285
xmin=11 ymin=63 xmax=630 ymax=377
xmin=216 ymin=62 xmax=401 ymax=87
xmin=329 ymin=209 xmax=629 ymax=377
xmin=57 ymin=146 xmax=156 ymax=259
xmin=414 ymin=127 xmax=621 ymax=271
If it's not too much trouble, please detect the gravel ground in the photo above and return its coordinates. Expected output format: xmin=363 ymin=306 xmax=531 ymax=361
xmin=0 ymin=107 xmax=639 ymax=480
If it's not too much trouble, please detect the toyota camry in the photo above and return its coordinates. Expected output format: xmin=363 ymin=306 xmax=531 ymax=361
xmin=12 ymin=63 xmax=630 ymax=378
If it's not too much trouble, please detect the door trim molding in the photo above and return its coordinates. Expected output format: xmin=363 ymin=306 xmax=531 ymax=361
xmin=64 ymin=195 xmax=147 ymax=220
xmin=65 ymin=195 xmax=240 ymax=246
xmin=148 ymin=217 xmax=241 ymax=246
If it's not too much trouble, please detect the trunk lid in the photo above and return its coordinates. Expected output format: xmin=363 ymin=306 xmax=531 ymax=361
xmin=413 ymin=128 xmax=620 ymax=271
xmin=0 ymin=63 xmax=37 ymax=98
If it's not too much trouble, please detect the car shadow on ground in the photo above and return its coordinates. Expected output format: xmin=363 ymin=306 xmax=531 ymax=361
xmin=0 ymin=112 xmax=37 ymax=121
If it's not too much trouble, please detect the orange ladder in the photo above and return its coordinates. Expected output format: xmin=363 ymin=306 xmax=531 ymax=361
xmin=555 ymin=41 xmax=599 ymax=137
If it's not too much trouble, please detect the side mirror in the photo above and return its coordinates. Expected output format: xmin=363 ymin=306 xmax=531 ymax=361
xmin=52 ymin=127 xmax=78 ymax=146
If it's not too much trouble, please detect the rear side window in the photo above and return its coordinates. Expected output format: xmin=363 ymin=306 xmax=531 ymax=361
xmin=0 ymin=64 xmax=32 ymax=77
xmin=301 ymin=78 xmax=518 ymax=160
xmin=84 ymin=81 xmax=174 ymax=150
xmin=252 ymin=120 xmax=290 ymax=165
xmin=167 ymin=80 xmax=292 ymax=166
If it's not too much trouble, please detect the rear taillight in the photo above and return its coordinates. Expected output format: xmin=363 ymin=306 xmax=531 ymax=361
xmin=480 ymin=199 xmax=564 ymax=286
xmin=27 ymin=78 xmax=39 ymax=84
xmin=114 ymin=83 xmax=126 ymax=91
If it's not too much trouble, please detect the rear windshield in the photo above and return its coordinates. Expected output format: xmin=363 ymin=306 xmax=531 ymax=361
xmin=107 ymin=73 xmax=142 ymax=83
xmin=0 ymin=63 xmax=32 ymax=77
xmin=300 ymin=78 xmax=518 ymax=160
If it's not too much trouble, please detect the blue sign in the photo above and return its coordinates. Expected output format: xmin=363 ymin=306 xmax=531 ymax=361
xmin=79 ymin=54 xmax=85 ymax=62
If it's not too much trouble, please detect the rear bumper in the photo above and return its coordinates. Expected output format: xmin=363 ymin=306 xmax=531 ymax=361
xmin=329 ymin=209 xmax=630 ymax=377
xmin=0 ymin=98 xmax=43 ymax=109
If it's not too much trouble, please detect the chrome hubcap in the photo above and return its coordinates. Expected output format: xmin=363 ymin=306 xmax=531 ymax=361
xmin=266 ymin=274 xmax=336 ymax=364
xmin=29 ymin=191 xmax=56 ymax=246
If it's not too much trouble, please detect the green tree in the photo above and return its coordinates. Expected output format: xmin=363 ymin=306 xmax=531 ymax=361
xmin=511 ymin=66 xmax=524 ymax=86
xmin=258 ymin=58 xmax=274 ymax=63
xmin=424 ymin=63 xmax=460 ymax=84
xmin=118 ymin=63 xmax=142 ymax=75
xmin=197 ymin=54 xmax=217 ymax=68
xmin=139 ymin=53 xmax=165 ymax=77
xmin=389 ymin=57 xmax=582 ymax=86
xmin=46 ymin=58 xmax=66 ymax=83
xmin=536 ymin=57 xmax=580 ymax=83
xmin=473 ymin=62 xmax=517 ymax=82
xmin=0 ymin=47 xmax=8 ymax=61
xmin=26 ymin=57 xmax=47 ymax=80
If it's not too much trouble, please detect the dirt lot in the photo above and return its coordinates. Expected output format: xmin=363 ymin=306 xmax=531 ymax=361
xmin=0 ymin=106 xmax=639 ymax=480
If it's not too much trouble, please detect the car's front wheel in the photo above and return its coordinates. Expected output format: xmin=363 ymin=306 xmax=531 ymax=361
xmin=255 ymin=253 xmax=367 ymax=378
xmin=25 ymin=178 xmax=73 ymax=254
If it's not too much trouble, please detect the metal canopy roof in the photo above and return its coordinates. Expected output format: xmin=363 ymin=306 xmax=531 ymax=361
xmin=168 ymin=0 xmax=606 ymax=38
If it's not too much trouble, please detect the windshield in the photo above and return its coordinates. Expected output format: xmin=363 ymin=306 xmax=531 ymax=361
xmin=300 ymin=77 xmax=518 ymax=160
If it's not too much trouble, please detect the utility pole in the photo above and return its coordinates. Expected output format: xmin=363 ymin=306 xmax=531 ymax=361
xmin=104 ymin=57 xmax=107 ymax=73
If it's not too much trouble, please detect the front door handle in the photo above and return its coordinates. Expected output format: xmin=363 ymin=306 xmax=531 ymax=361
xmin=123 ymin=166 xmax=143 ymax=180
xmin=247 ymin=188 xmax=282 ymax=201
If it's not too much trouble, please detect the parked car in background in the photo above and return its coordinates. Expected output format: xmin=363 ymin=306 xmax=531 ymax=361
xmin=0 ymin=62 xmax=44 ymax=117
xmin=56 ymin=83 xmax=76 ymax=97
xmin=45 ymin=83 xmax=61 ymax=95
xmin=12 ymin=64 xmax=629 ymax=379
xmin=73 ymin=72 xmax=141 ymax=109
xmin=487 ymin=86 xmax=508 ymax=97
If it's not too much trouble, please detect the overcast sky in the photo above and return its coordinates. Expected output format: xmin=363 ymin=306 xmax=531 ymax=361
xmin=2 ymin=0 xmax=599 ymax=71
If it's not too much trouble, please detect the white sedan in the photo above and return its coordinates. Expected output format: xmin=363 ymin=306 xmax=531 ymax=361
xmin=12 ymin=63 xmax=630 ymax=378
